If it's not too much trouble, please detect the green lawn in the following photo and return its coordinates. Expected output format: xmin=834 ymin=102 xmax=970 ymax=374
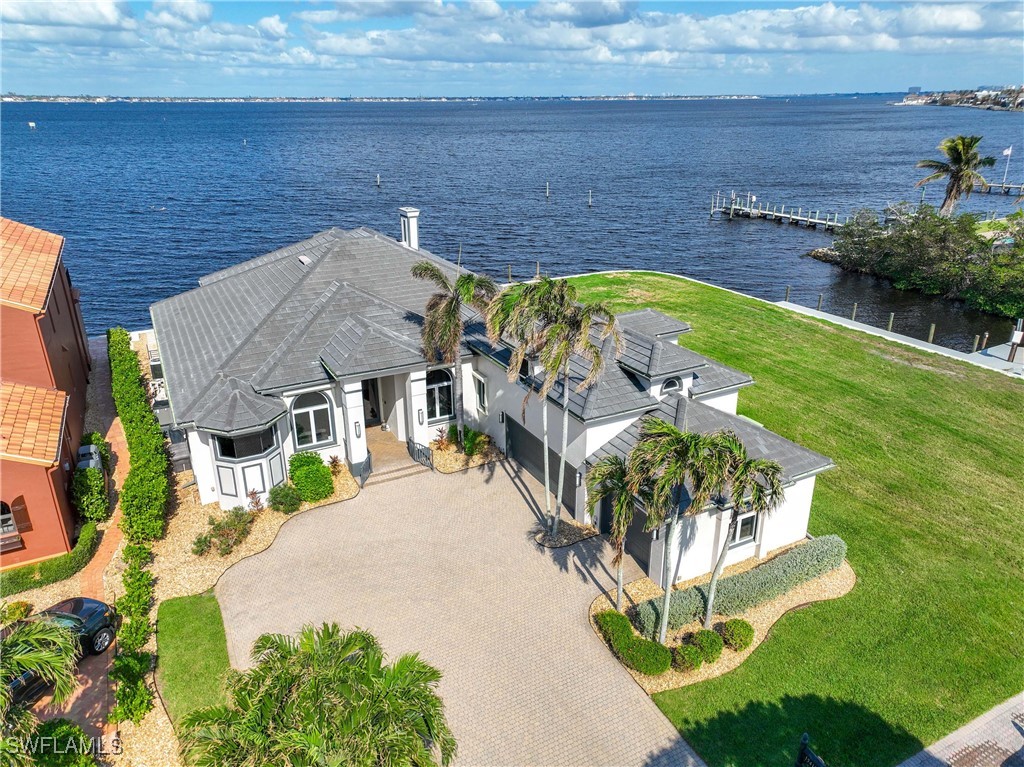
xmin=156 ymin=592 xmax=230 ymax=725
xmin=572 ymin=271 xmax=1024 ymax=767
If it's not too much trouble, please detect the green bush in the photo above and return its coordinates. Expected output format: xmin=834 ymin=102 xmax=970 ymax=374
xmin=192 ymin=534 xmax=212 ymax=556
xmin=673 ymin=644 xmax=703 ymax=673
xmin=463 ymin=428 xmax=483 ymax=457
xmin=291 ymin=464 xmax=334 ymax=503
xmin=33 ymin=718 xmax=98 ymax=766
xmin=72 ymin=466 xmax=109 ymax=522
xmin=194 ymin=508 xmax=254 ymax=556
xmin=117 ymin=616 xmax=153 ymax=654
xmin=632 ymin=588 xmax=703 ymax=639
xmin=1 ymin=523 xmax=100 ymax=597
xmin=108 ymin=328 xmax=169 ymax=543
xmin=595 ymin=610 xmax=672 ymax=676
xmin=82 ymin=431 xmax=111 ymax=471
xmin=4 ymin=600 xmax=33 ymax=623
xmin=288 ymin=451 xmax=325 ymax=474
xmin=110 ymin=650 xmax=154 ymax=724
xmin=630 ymin=535 xmax=847 ymax=635
xmin=692 ymin=629 xmax=724 ymax=664
xmin=268 ymin=483 xmax=302 ymax=514
xmin=115 ymin=563 xmax=154 ymax=620
xmin=721 ymin=618 xmax=755 ymax=651
xmin=700 ymin=535 xmax=847 ymax=616
xmin=122 ymin=543 xmax=152 ymax=569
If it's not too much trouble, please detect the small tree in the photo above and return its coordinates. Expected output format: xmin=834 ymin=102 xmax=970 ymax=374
xmin=916 ymin=135 xmax=996 ymax=216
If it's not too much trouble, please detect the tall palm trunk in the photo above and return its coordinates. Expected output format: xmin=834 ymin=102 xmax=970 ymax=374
xmin=703 ymin=509 xmax=739 ymax=629
xmin=658 ymin=510 xmax=682 ymax=644
xmin=541 ymin=396 xmax=553 ymax=529
xmin=552 ymin=366 xmax=571 ymax=537
xmin=615 ymin=557 xmax=624 ymax=612
xmin=452 ymin=362 xmax=465 ymax=445
xmin=940 ymin=178 xmax=958 ymax=217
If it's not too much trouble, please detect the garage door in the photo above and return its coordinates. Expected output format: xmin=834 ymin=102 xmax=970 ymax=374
xmin=506 ymin=418 xmax=575 ymax=512
xmin=624 ymin=508 xmax=653 ymax=574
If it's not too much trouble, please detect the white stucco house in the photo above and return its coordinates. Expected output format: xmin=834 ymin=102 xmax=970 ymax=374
xmin=149 ymin=208 xmax=833 ymax=588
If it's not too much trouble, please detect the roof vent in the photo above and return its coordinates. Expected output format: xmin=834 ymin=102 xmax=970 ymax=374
xmin=297 ymin=255 xmax=312 ymax=266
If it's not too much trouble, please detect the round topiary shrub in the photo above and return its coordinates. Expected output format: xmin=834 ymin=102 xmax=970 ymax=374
xmin=291 ymin=464 xmax=334 ymax=502
xmin=721 ymin=618 xmax=755 ymax=651
xmin=673 ymin=644 xmax=703 ymax=673
xmin=269 ymin=482 xmax=303 ymax=514
xmin=34 ymin=718 xmax=98 ymax=766
xmin=692 ymin=629 xmax=724 ymax=664
xmin=619 ymin=637 xmax=673 ymax=676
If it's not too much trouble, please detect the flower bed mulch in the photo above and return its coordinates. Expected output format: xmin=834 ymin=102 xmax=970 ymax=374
xmin=429 ymin=437 xmax=504 ymax=474
xmin=588 ymin=554 xmax=856 ymax=695
xmin=535 ymin=518 xmax=600 ymax=548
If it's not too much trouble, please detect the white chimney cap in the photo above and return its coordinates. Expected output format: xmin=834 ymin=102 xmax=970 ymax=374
xmin=399 ymin=207 xmax=420 ymax=250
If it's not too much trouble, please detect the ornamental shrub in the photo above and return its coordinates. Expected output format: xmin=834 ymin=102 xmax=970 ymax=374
xmin=82 ymin=431 xmax=111 ymax=471
xmin=2 ymin=523 xmax=101 ymax=597
xmin=3 ymin=601 xmax=33 ymax=623
xmin=595 ymin=610 xmax=672 ymax=676
xmin=34 ymin=718 xmax=98 ymax=767
xmin=721 ymin=618 xmax=755 ymax=651
xmin=116 ymin=563 xmax=154 ymax=619
xmin=463 ymin=428 xmax=483 ymax=457
xmin=673 ymin=644 xmax=703 ymax=673
xmin=632 ymin=588 xmax=703 ymax=639
xmin=117 ymin=616 xmax=153 ymax=654
xmin=192 ymin=534 xmax=212 ymax=556
xmin=700 ymin=535 xmax=847 ymax=616
xmin=207 ymin=508 xmax=253 ymax=556
xmin=108 ymin=328 xmax=169 ymax=543
xmin=268 ymin=483 xmax=302 ymax=514
xmin=122 ymin=543 xmax=152 ymax=569
xmin=289 ymin=451 xmax=325 ymax=474
xmin=291 ymin=464 xmax=334 ymax=503
xmin=692 ymin=629 xmax=724 ymax=664
xmin=110 ymin=650 xmax=154 ymax=724
xmin=72 ymin=466 xmax=109 ymax=522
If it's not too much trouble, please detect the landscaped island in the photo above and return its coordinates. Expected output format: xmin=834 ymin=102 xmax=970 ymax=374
xmin=572 ymin=271 xmax=1023 ymax=767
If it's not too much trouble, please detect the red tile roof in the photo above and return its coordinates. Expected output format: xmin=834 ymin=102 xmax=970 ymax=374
xmin=0 ymin=381 xmax=68 ymax=465
xmin=1 ymin=217 xmax=65 ymax=313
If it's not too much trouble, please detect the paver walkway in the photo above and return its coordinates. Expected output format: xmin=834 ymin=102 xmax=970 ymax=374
xmin=217 ymin=460 xmax=705 ymax=767
xmin=898 ymin=693 xmax=1024 ymax=767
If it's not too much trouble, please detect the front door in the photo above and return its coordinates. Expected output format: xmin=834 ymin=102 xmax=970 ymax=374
xmin=362 ymin=379 xmax=381 ymax=426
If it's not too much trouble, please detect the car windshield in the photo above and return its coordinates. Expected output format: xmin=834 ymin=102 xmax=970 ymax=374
xmin=29 ymin=612 xmax=82 ymax=630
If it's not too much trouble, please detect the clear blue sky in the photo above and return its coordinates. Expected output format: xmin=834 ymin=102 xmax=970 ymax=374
xmin=2 ymin=1 xmax=1021 ymax=97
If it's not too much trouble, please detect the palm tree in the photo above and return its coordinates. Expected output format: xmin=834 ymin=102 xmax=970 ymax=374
xmin=701 ymin=432 xmax=785 ymax=629
xmin=181 ymin=623 xmax=456 ymax=767
xmin=486 ymin=277 xmax=566 ymax=532
xmin=412 ymin=260 xmax=497 ymax=445
xmin=916 ymin=135 xmax=996 ymax=216
xmin=0 ymin=603 xmax=79 ymax=767
xmin=586 ymin=455 xmax=652 ymax=612
xmin=628 ymin=419 xmax=730 ymax=644
xmin=537 ymin=290 xmax=620 ymax=538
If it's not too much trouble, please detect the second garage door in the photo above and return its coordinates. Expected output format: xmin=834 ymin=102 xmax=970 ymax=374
xmin=506 ymin=418 xmax=576 ymax=512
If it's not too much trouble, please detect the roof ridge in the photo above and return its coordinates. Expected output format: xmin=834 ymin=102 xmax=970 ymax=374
xmin=198 ymin=229 xmax=340 ymax=286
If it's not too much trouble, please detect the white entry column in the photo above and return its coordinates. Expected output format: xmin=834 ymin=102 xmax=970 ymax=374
xmin=407 ymin=370 xmax=431 ymax=446
xmin=341 ymin=380 xmax=368 ymax=467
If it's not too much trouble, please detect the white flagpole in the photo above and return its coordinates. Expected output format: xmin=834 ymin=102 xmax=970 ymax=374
xmin=1002 ymin=146 xmax=1013 ymax=186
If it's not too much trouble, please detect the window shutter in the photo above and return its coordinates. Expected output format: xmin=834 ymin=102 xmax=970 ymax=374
xmin=10 ymin=497 xmax=33 ymax=532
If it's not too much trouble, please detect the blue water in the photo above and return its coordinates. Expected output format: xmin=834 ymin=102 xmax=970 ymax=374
xmin=2 ymin=96 xmax=1021 ymax=349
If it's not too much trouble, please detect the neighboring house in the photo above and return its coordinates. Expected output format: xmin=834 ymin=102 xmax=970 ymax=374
xmin=1 ymin=217 xmax=92 ymax=567
xmin=150 ymin=209 xmax=832 ymax=586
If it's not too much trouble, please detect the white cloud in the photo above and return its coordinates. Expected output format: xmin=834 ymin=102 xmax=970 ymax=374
xmin=0 ymin=1 xmax=135 ymax=29
xmin=256 ymin=15 xmax=288 ymax=40
xmin=145 ymin=0 xmax=213 ymax=31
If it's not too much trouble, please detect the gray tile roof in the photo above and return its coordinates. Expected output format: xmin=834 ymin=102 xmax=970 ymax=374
xmin=151 ymin=228 xmax=460 ymax=433
xmin=688 ymin=361 xmax=753 ymax=397
xmin=619 ymin=328 xmax=710 ymax=377
xmin=588 ymin=396 xmax=833 ymax=484
xmin=617 ymin=308 xmax=691 ymax=338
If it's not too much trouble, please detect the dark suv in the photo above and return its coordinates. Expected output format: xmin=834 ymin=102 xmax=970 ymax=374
xmin=5 ymin=597 xmax=120 ymax=706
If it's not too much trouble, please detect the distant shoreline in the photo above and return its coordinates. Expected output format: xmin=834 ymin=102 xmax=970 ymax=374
xmin=2 ymin=94 xmax=769 ymax=104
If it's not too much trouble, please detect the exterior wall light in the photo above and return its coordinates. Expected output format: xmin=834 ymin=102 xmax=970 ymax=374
xmin=417 ymin=409 xmax=424 ymax=425
xmin=499 ymin=411 xmax=505 ymax=424
xmin=576 ymin=471 xmax=583 ymax=487
xmin=355 ymin=422 xmax=362 ymax=438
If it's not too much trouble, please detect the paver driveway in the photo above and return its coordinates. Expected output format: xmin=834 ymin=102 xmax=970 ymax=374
xmin=216 ymin=461 xmax=705 ymax=767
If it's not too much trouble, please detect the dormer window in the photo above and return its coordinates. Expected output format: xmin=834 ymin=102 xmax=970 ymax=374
xmin=662 ymin=377 xmax=681 ymax=394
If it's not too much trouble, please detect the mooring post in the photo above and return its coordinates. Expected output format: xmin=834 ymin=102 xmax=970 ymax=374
xmin=785 ymin=285 xmax=791 ymax=302
xmin=508 ymin=264 xmax=513 ymax=283
xmin=851 ymin=303 xmax=858 ymax=321
xmin=816 ymin=294 xmax=823 ymax=311
xmin=535 ymin=260 xmax=541 ymax=279
xmin=982 ymin=331 xmax=990 ymax=349
xmin=546 ymin=181 xmax=550 ymax=200
xmin=887 ymin=313 xmax=895 ymax=332
xmin=972 ymin=335 xmax=980 ymax=353
xmin=588 ymin=190 xmax=593 ymax=208
xmin=927 ymin=324 xmax=936 ymax=344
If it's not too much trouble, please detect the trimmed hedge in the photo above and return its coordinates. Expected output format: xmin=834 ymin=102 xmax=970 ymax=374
xmin=692 ymin=629 xmax=724 ymax=664
xmin=630 ymin=535 xmax=847 ymax=638
xmin=268 ymin=483 xmax=302 ymax=514
xmin=673 ymin=644 xmax=703 ymax=673
xmin=110 ymin=650 xmax=154 ymax=724
xmin=34 ymin=718 xmax=98 ymax=766
xmin=721 ymin=618 xmax=755 ymax=651
xmin=289 ymin=452 xmax=333 ymax=502
xmin=108 ymin=327 xmax=169 ymax=543
xmin=595 ymin=610 xmax=672 ymax=676
xmin=115 ymin=562 xmax=154 ymax=619
xmin=72 ymin=466 xmax=109 ymax=522
xmin=0 ymin=522 xmax=99 ymax=598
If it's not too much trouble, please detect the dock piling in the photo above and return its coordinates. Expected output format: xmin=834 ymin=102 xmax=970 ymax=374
xmin=927 ymin=324 xmax=936 ymax=344
xmin=851 ymin=303 xmax=858 ymax=322
xmin=588 ymin=190 xmax=593 ymax=208
xmin=785 ymin=285 xmax=791 ymax=302
xmin=816 ymin=294 xmax=823 ymax=311
xmin=546 ymin=181 xmax=550 ymax=200
xmin=982 ymin=331 xmax=990 ymax=350
xmin=972 ymin=335 xmax=980 ymax=353
xmin=887 ymin=313 xmax=895 ymax=332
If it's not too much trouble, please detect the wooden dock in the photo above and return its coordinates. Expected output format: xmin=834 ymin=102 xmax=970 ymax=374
xmin=710 ymin=192 xmax=848 ymax=231
xmin=973 ymin=181 xmax=1024 ymax=195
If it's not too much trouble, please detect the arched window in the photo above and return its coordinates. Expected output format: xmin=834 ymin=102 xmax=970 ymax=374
xmin=0 ymin=501 xmax=14 ymax=534
xmin=426 ymin=369 xmax=454 ymax=422
xmin=662 ymin=377 xmax=681 ymax=394
xmin=292 ymin=391 xmax=334 ymax=448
